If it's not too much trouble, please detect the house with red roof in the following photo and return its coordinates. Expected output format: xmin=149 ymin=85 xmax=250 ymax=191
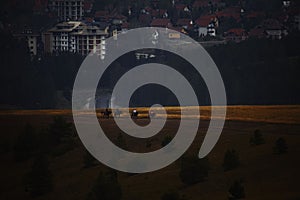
xmin=216 ymin=7 xmax=241 ymax=21
xmin=262 ymin=19 xmax=288 ymax=39
xmin=224 ymin=28 xmax=248 ymax=42
xmin=175 ymin=4 xmax=186 ymax=12
xmin=249 ymin=26 xmax=265 ymax=38
xmin=151 ymin=9 xmax=167 ymax=18
xmin=139 ymin=14 xmax=152 ymax=26
xmin=195 ymin=15 xmax=218 ymax=37
xmin=150 ymin=18 xmax=172 ymax=28
xmin=176 ymin=18 xmax=193 ymax=30
xmin=193 ymin=0 xmax=209 ymax=9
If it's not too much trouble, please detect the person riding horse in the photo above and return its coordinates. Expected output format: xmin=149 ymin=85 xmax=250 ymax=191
xmin=102 ymin=108 xmax=112 ymax=118
xmin=131 ymin=109 xmax=139 ymax=119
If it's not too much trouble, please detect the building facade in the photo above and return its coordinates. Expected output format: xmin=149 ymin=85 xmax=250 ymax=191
xmin=49 ymin=0 xmax=84 ymax=21
xmin=44 ymin=21 xmax=108 ymax=57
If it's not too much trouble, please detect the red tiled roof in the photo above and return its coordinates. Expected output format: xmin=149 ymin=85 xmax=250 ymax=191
xmin=139 ymin=14 xmax=152 ymax=24
xmin=177 ymin=18 xmax=192 ymax=26
xmin=262 ymin=19 xmax=284 ymax=30
xmin=216 ymin=12 xmax=240 ymax=21
xmin=249 ymin=27 xmax=265 ymax=38
xmin=193 ymin=0 xmax=209 ymax=8
xmin=226 ymin=28 xmax=247 ymax=36
xmin=216 ymin=7 xmax=241 ymax=21
xmin=195 ymin=15 xmax=215 ymax=27
xmin=246 ymin=11 xmax=265 ymax=18
xmin=151 ymin=9 xmax=167 ymax=18
xmin=151 ymin=18 xmax=172 ymax=27
xmin=113 ymin=14 xmax=127 ymax=21
xmin=175 ymin=4 xmax=186 ymax=11
xmin=95 ymin=10 xmax=109 ymax=18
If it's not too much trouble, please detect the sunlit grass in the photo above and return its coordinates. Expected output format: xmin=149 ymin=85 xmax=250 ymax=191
xmin=0 ymin=105 xmax=300 ymax=124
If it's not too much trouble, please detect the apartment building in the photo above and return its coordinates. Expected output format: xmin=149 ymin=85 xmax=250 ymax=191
xmin=49 ymin=0 xmax=84 ymax=21
xmin=44 ymin=21 xmax=108 ymax=57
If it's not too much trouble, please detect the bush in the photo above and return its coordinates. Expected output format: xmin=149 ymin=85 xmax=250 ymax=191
xmin=249 ymin=129 xmax=265 ymax=145
xmin=161 ymin=191 xmax=180 ymax=200
xmin=51 ymin=139 xmax=76 ymax=157
xmin=83 ymin=150 xmax=99 ymax=168
xmin=273 ymin=137 xmax=288 ymax=154
xmin=223 ymin=149 xmax=240 ymax=171
xmin=87 ymin=170 xmax=122 ymax=200
xmin=161 ymin=135 xmax=172 ymax=147
xmin=179 ymin=156 xmax=210 ymax=185
xmin=14 ymin=124 xmax=38 ymax=161
xmin=25 ymin=155 xmax=53 ymax=197
xmin=228 ymin=179 xmax=245 ymax=200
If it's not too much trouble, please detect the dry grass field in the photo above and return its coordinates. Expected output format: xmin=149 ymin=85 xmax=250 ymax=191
xmin=0 ymin=105 xmax=300 ymax=200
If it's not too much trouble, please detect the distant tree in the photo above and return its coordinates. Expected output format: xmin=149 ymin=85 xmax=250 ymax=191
xmin=161 ymin=191 xmax=180 ymax=200
xmin=228 ymin=179 xmax=245 ymax=200
xmin=146 ymin=139 xmax=152 ymax=148
xmin=25 ymin=155 xmax=53 ymax=197
xmin=87 ymin=170 xmax=122 ymax=200
xmin=273 ymin=137 xmax=288 ymax=154
xmin=250 ymin=129 xmax=265 ymax=145
xmin=179 ymin=156 xmax=210 ymax=185
xmin=83 ymin=150 xmax=99 ymax=168
xmin=115 ymin=133 xmax=127 ymax=149
xmin=161 ymin=135 xmax=173 ymax=147
xmin=13 ymin=124 xmax=38 ymax=161
xmin=48 ymin=116 xmax=73 ymax=145
xmin=223 ymin=149 xmax=240 ymax=171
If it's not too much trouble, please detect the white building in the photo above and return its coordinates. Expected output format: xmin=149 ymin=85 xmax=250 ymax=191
xmin=49 ymin=0 xmax=84 ymax=21
xmin=207 ymin=22 xmax=216 ymax=37
xmin=44 ymin=21 xmax=108 ymax=57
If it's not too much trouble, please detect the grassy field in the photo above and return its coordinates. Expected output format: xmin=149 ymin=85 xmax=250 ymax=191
xmin=0 ymin=106 xmax=300 ymax=200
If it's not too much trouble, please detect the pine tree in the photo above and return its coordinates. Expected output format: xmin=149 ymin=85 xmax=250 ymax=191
xmin=87 ymin=170 xmax=122 ymax=200
xmin=223 ymin=149 xmax=240 ymax=171
xmin=25 ymin=155 xmax=53 ymax=197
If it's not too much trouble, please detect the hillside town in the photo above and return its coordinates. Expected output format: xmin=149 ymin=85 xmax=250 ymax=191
xmin=1 ymin=0 xmax=299 ymax=59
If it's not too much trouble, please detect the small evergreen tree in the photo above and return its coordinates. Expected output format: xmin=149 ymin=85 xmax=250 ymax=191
xmin=87 ymin=170 xmax=122 ymax=200
xmin=273 ymin=137 xmax=288 ymax=154
xmin=223 ymin=149 xmax=240 ymax=171
xmin=179 ymin=156 xmax=210 ymax=185
xmin=228 ymin=179 xmax=245 ymax=200
xmin=25 ymin=155 xmax=53 ymax=197
xmin=250 ymin=129 xmax=265 ymax=145
xmin=14 ymin=124 xmax=38 ymax=161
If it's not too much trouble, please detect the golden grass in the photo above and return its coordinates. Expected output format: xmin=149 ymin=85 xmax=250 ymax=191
xmin=1 ymin=105 xmax=300 ymax=124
